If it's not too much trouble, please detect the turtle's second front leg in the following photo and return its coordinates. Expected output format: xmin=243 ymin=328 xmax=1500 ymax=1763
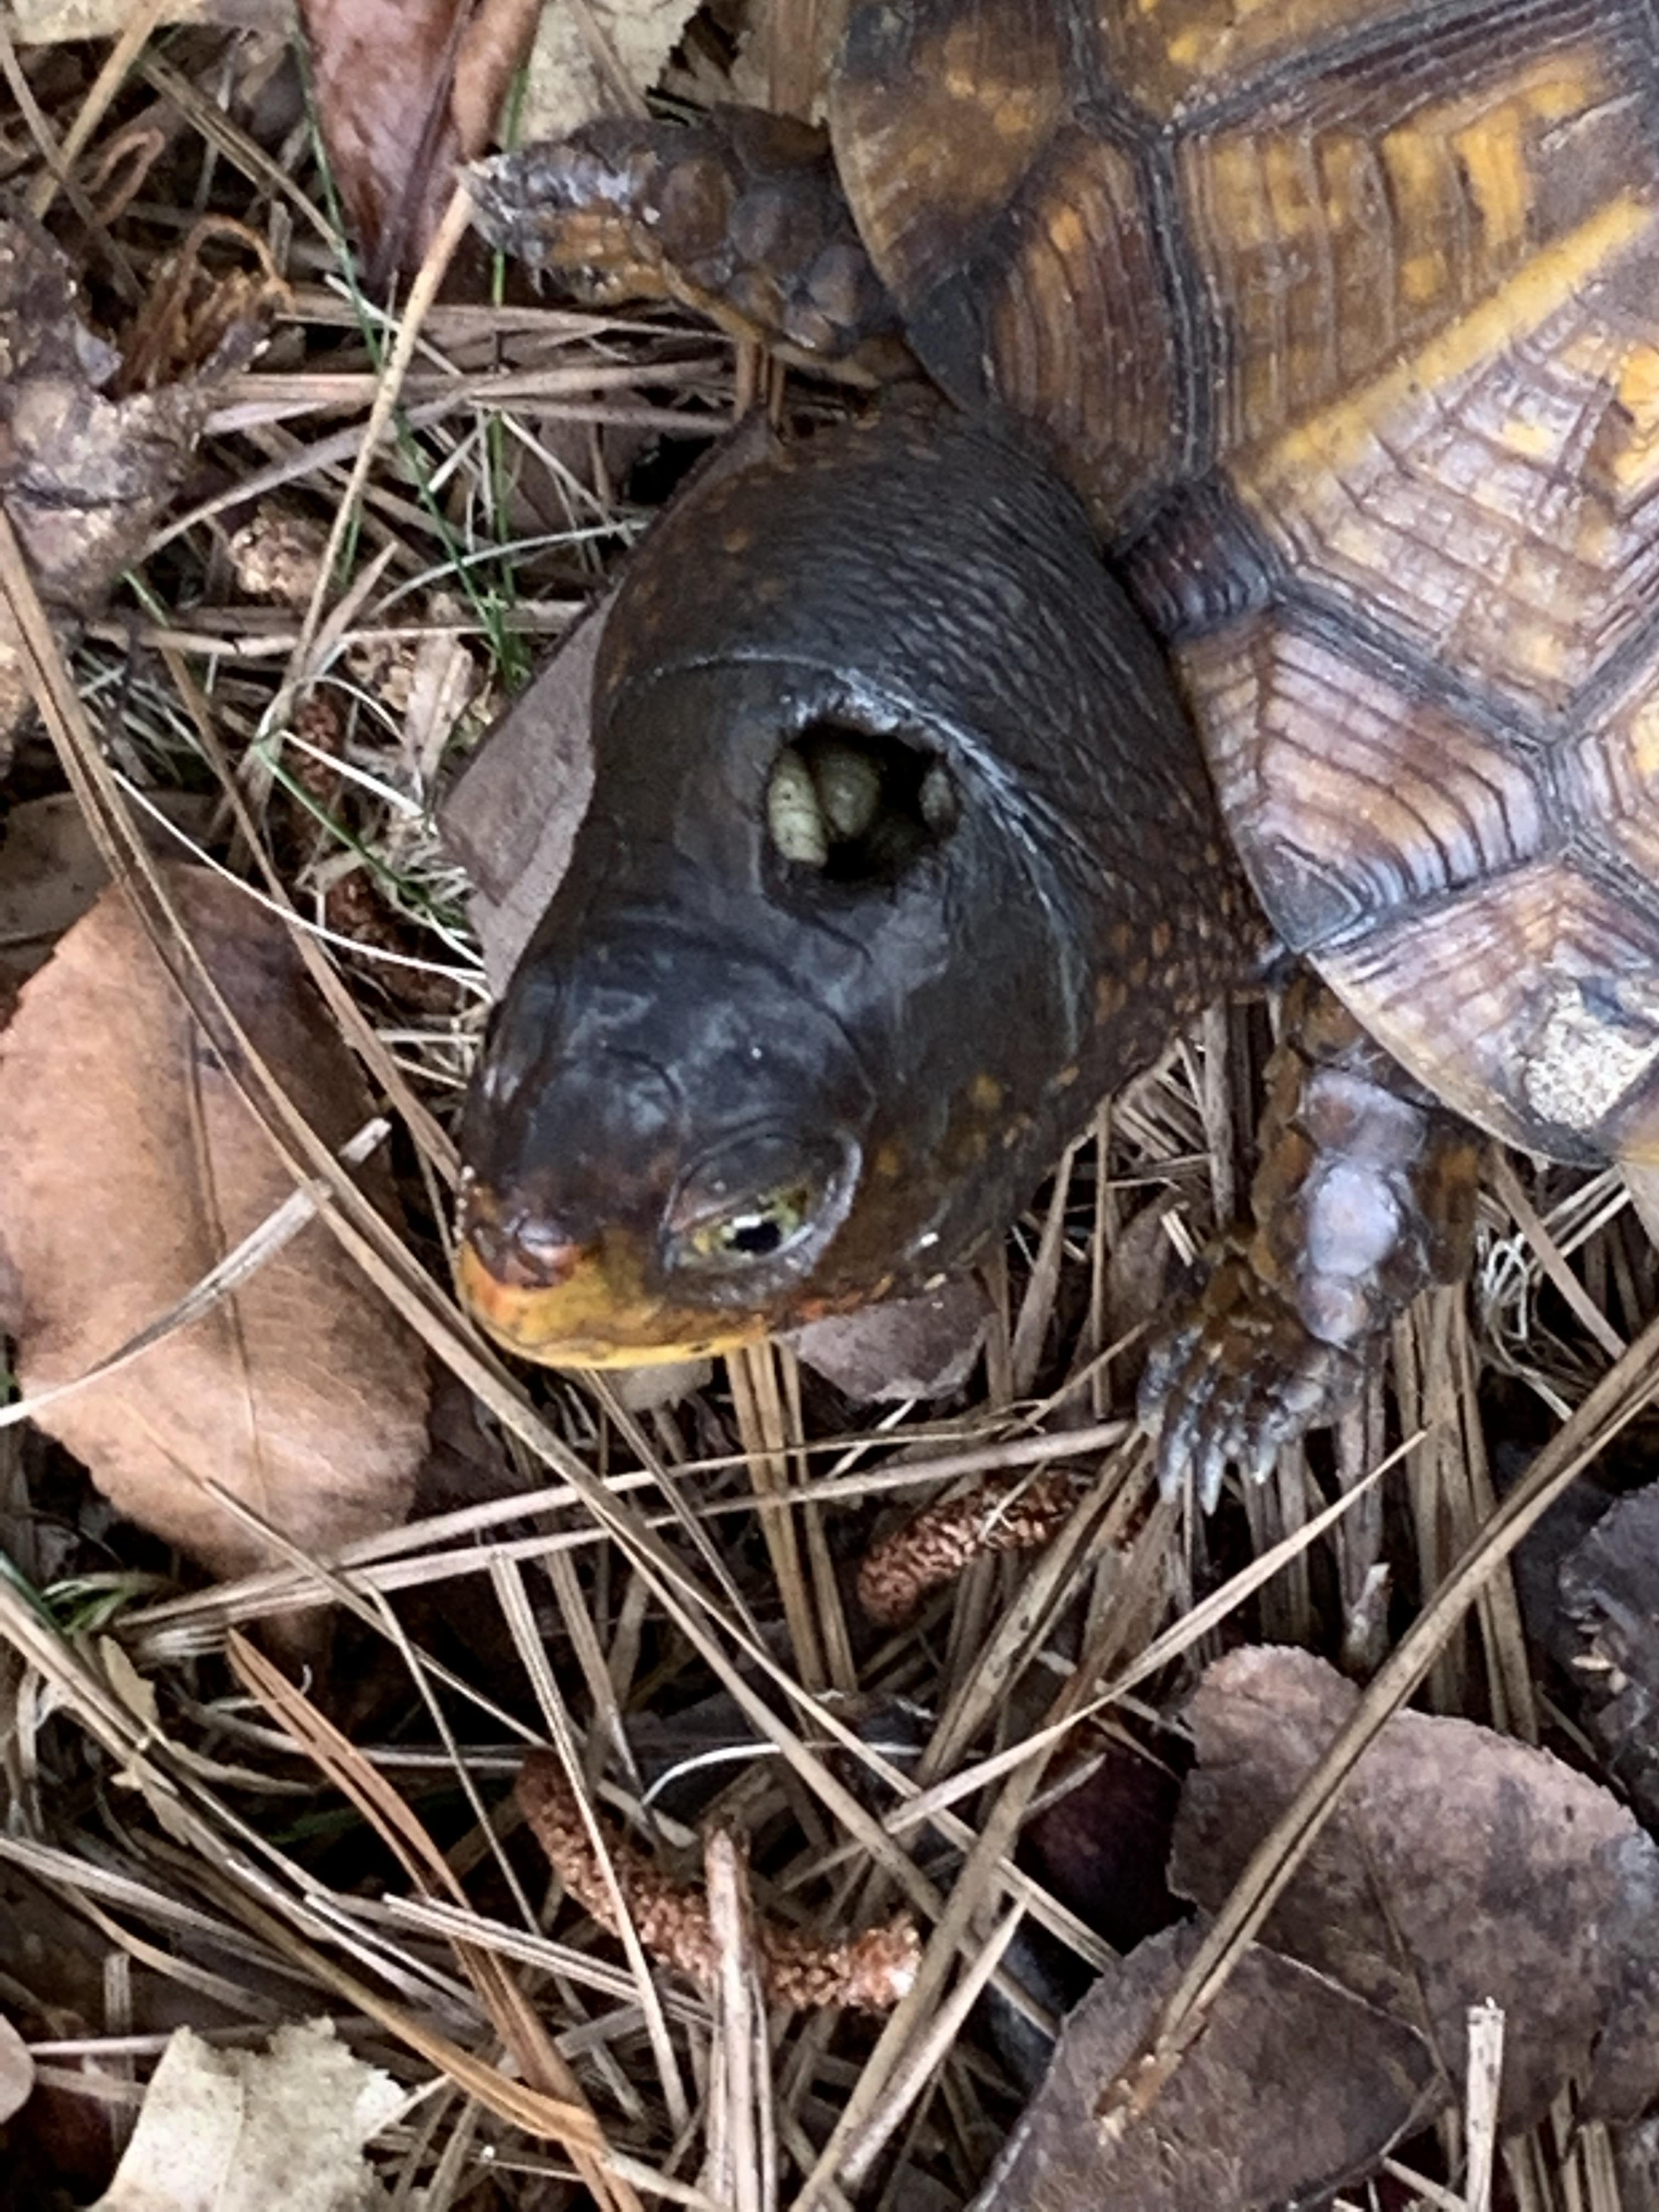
xmin=466 ymin=111 xmax=907 ymax=380
xmin=1140 ymin=974 xmax=1482 ymax=1510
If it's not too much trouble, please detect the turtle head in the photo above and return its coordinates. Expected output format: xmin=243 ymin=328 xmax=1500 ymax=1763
xmin=458 ymin=905 xmax=876 ymax=1365
xmin=458 ymin=409 xmax=1232 ymax=1365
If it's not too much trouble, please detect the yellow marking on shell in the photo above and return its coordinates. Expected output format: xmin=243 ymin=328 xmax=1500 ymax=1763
xmin=1634 ymin=699 xmax=1659 ymax=785
xmin=969 ymin=1071 xmax=1003 ymax=1113
xmin=1379 ymin=120 xmax=1443 ymax=230
xmin=1385 ymin=57 xmax=1598 ymax=258
xmin=1201 ymin=137 xmax=1273 ymax=252
xmin=1242 ymin=193 xmax=1651 ymax=498
xmin=1499 ymin=415 xmax=1556 ymax=460
xmin=1259 ymin=138 xmax=1316 ymax=243
xmin=1451 ymin=111 xmax=1530 ymax=255
xmin=874 ymin=1142 xmax=905 ymax=1181
xmin=1047 ymin=202 xmax=1088 ymax=260
xmin=1605 ymin=342 xmax=1659 ymax=494
xmin=1164 ymin=0 xmax=1317 ymax=67
xmin=1513 ymin=625 xmax=1570 ymax=686
xmin=1399 ymin=252 xmax=1449 ymax=309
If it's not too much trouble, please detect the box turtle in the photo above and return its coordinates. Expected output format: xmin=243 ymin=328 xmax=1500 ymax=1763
xmin=455 ymin=0 xmax=1659 ymax=1503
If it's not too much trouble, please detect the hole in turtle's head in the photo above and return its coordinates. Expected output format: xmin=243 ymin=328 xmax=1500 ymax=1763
xmin=765 ymin=719 xmax=959 ymax=887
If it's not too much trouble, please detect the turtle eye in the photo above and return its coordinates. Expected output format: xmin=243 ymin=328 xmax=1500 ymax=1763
xmin=677 ymin=1182 xmax=819 ymax=1269
xmin=665 ymin=1129 xmax=859 ymax=1282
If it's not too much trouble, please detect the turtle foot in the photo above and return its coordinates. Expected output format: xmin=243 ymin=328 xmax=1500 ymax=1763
xmin=466 ymin=113 xmax=906 ymax=380
xmin=1137 ymin=1237 xmax=1369 ymax=1510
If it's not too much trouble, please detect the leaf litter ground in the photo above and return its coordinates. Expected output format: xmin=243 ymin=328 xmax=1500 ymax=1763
xmin=4 ymin=9 xmax=1659 ymax=2210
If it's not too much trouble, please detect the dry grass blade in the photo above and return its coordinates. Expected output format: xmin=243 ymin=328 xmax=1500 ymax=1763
xmin=228 ymin=1633 xmax=636 ymax=2209
xmin=1464 ymin=2001 xmax=1504 ymax=2212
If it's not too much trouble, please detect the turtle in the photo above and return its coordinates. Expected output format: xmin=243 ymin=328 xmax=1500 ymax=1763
xmin=454 ymin=0 xmax=1659 ymax=1505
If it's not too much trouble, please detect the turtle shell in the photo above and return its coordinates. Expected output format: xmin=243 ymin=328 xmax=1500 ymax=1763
xmin=832 ymin=0 xmax=1659 ymax=1171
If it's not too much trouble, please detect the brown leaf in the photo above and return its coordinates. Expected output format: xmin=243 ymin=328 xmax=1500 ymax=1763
xmin=300 ymin=0 xmax=541 ymax=283
xmin=439 ymin=594 xmax=605 ymax=993
xmin=0 ymin=216 xmax=244 ymax=597
xmin=975 ymin=1920 xmax=1437 ymax=2212
xmin=1169 ymin=1646 xmax=1659 ymax=2129
xmin=789 ymin=1274 xmax=992 ymax=1402
xmin=0 ymin=866 xmax=428 ymax=1584
xmin=0 ymin=791 xmax=217 ymax=1015
xmin=0 ymin=215 xmax=260 ymax=768
xmin=1559 ymin=1478 xmax=1659 ymax=1830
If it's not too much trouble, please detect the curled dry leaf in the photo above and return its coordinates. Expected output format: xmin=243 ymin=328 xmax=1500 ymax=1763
xmin=973 ymin=1920 xmax=1437 ymax=2212
xmin=299 ymin=0 xmax=543 ymax=282
xmin=90 ymin=2019 xmax=403 ymax=2212
xmin=517 ymin=1751 xmax=921 ymax=2011
xmin=0 ymin=865 xmax=428 ymax=1585
xmin=0 ymin=214 xmax=265 ymax=765
xmin=1170 ymin=1646 xmax=1659 ymax=2130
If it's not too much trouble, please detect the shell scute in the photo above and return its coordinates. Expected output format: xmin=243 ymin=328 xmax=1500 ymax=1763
xmin=1320 ymin=863 xmax=1659 ymax=1160
xmin=1187 ymin=612 xmax=1551 ymax=953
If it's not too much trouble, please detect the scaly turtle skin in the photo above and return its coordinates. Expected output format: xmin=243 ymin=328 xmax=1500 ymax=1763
xmin=459 ymin=0 xmax=1659 ymax=1498
xmin=458 ymin=408 xmax=1257 ymax=1363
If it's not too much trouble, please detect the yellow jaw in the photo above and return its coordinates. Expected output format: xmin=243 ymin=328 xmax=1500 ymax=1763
xmin=454 ymin=1235 xmax=769 ymax=1367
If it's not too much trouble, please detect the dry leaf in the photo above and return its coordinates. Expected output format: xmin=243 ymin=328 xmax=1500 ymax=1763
xmin=0 ymin=215 xmax=262 ymax=766
xmin=1170 ymin=1646 xmax=1659 ymax=2129
xmin=439 ymin=595 xmax=604 ymax=991
xmin=974 ymin=1920 xmax=1437 ymax=2212
xmin=519 ymin=0 xmax=700 ymax=143
xmin=788 ymin=1275 xmax=993 ymax=1401
xmin=0 ymin=791 xmax=217 ymax=1014
xmin=298 ymin=0 xmax=541 ymax=282
xmin=0 ymin=865 xmax=428 ymax=1585
xmin=0 ymin=2011 xmax=33 ymax=2127
xmin=91 ymin=2019 xmax=402 ymax=2212
xmin=1559 ymin=1479 xmax=1659 ymax=1830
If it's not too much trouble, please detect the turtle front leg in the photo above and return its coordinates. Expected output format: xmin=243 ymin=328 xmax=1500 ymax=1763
xmin=466 ymin=111 xmax=907 ymax=380
xmin=1140 ymin=974 xmax=1482 ymax=1510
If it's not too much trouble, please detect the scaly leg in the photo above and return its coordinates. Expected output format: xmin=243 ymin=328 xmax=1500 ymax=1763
xmin=466 ymin=110 xmax=907 ymax=380
xmin=1141 ymin=974 xmax=1482 ymax=1509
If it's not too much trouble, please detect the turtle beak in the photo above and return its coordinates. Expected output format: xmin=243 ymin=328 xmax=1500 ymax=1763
xmin=454 ymin=1183 xmax=767 ymax=1365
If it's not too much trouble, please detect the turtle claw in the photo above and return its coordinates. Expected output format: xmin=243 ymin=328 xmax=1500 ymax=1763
xmin=1138 ymin=1240 xmax=1369 ymax=1509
